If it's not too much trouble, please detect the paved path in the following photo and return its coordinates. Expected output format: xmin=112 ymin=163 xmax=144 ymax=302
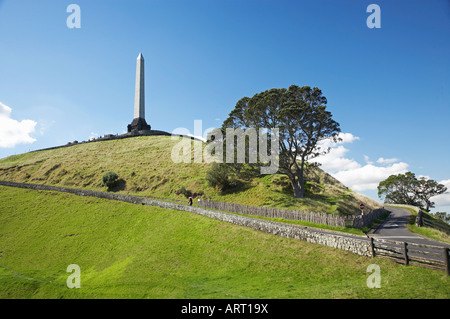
xmin=370 ymin=206 xmax=449 ymax=248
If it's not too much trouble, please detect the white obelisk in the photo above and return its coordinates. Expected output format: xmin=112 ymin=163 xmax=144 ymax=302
xmin=134 ymin=53 xmax=145 ymax=119
xmin=128 ymin=53 xmax=150 ymax=132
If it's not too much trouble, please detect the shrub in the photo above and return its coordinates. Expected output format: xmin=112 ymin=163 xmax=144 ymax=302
xmin=178 ymin=186 xmax=192 ymax=198
xmin=102 ymin=171 xmax=119 ymax=189
xmin=205 ymin=163 xmax=237 ymax=191
xmin=178 ymin=186 xmax=187 ymax=196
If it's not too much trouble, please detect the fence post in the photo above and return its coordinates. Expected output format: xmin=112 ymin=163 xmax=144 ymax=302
xmin=444 ymin=247 xmax=449 ymax=276
xmin=416 ymin=209 xmax=423 ymax=227
xmin=403 ymin=242 xmax=409 ymax=266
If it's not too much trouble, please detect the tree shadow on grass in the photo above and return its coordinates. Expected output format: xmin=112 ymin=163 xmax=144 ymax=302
xmin=108 ymin=178 xmax=127 ymax=192
xmin=219 ymin=180 xmax=253 ymax=196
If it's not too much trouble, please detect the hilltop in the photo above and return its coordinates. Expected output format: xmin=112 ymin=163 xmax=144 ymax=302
xmin=0 ymin=135 xmax=381 ymax=215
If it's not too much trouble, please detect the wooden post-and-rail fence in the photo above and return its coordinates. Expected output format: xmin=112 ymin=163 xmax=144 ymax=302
xmin=369 ymin=237 xmax=450 ymax=275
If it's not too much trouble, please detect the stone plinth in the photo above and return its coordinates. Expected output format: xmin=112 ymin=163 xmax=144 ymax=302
xmin=127 ymin=117 xmax=151 ymax=132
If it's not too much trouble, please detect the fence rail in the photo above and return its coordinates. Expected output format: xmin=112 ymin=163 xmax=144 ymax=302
xmin=197 ymin=199 xmax=387 ymax=229
xmin=423 ymin=218 xmax=450 ymax=235
xmin=370 ymin=237 xmax=450 ymax=275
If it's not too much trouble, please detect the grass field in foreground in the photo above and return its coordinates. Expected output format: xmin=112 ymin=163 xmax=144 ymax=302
xmin=0 ymin=186 xmax=448 ymax=299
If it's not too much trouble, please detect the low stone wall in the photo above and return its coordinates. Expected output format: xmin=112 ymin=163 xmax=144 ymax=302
xmin=0 ymin=180 xmax=372 ymax=257
xmin=352 ymin=208 xmax=388 ymax=228
xmin=179 ymin=206 xmax=373 ymax=257
xmin=385 ymin=203 xmax=421 ymax=213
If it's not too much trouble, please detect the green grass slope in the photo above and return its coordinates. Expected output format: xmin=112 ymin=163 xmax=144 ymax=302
xmin=0 ymin=186 xmax=448 ymax=299
xmin=0 ymin=136 xmax=380 ymax=216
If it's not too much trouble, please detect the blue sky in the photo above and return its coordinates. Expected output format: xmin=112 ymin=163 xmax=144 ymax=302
xmin=0 ymin=0 xmax=449 ymax=212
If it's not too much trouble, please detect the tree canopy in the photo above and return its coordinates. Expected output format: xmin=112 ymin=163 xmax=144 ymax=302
xmin=377 ymin=172 xmax=447 ymax=211
xmin=221 ymin=85 xmax=341 ymax=198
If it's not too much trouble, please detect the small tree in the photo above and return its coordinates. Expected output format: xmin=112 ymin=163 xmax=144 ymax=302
xmin=102 ymin=171 xmax=119 ymax=189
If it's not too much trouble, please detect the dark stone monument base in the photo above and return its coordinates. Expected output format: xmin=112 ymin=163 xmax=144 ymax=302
xmin=124 ymin=129 xmax=171 ymax=137
xmin=127 ymin=117 xmax=151 ymax=132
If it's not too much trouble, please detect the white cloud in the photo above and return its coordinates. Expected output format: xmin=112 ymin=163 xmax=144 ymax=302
xmin=315 ymin=145 xmax=361 ymax=173
xmin=0 ymin=102 xmax=37 ymax=148
xmin=314 ymin=133 xmax=360 ymax=171
xmin=313 ymin=132 xmax=449 ymax=212
xmin=318 ymin=132 xmax=359 ymax=150
xmin=333 ymin=162 xmax=409 ymax=191
xmin=338 ymin=132 xmax=360 ymax=144
xmin=313 ymin=132 xmax=409 ymax=192
xmin=376 ymin=157 xmax=399 ymax=164
xmin=0 ymin=103 xmax=11 ymax=117
xmin=315 ymin=133 xmax=361 ymax=173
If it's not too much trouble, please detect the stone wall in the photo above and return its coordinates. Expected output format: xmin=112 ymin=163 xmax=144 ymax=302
xmin=0 ymin=180 xmax=372 ymax=257
xmin=385 ymin=203 xmax=421 ymax=213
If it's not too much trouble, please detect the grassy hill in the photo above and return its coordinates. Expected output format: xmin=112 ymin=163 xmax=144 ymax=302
xmin=1 ymin=136 xmax=448 ymax=299
xmin=0 ymin=135 xmax=381 ymax=216
xmin=1 ymin=185 xmax=448 ymax=299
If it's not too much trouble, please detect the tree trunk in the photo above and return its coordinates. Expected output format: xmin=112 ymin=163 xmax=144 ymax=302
xmin=282 ymin=156 xmax=306 ymax=198
xmin=296 ymin=160 xmax=306 ymax=198
xmin=425 ymin=200 xmax=430 ymax=212
xmin=288 ymin=174 xmax=304 ymax=198
xmin=283 ymin=158 xmax=307 ymax=198
xmin=291 ymin=179 xmax=303 ymax=198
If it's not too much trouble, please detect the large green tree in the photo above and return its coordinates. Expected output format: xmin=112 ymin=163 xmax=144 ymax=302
xmin=377 ymin=172 xmax=419 ymax=206
xmin=377 ymin=172 xmax=447 ymax=211
xmin=222 ymin=85 xmax=341 ymax=198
